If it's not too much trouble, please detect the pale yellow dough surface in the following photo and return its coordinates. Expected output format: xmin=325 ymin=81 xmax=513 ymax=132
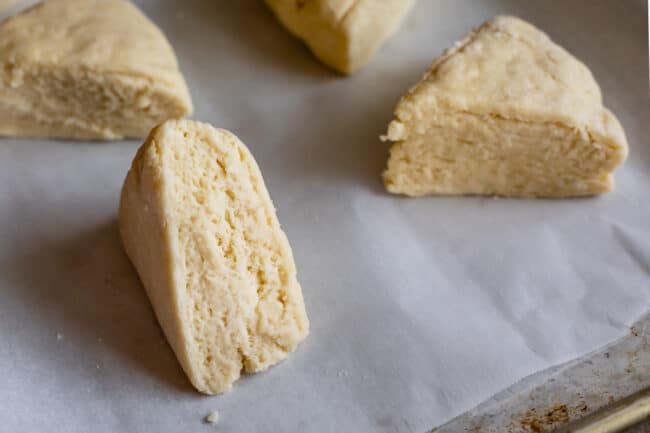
xmin=0 ymin=0 xmax=192 ymax=140
xmin=119 ymin=120 xmax=309 ymax=394
xmin=265 ymin=0 xmax=415 ymax=74
xmin=383 ymin=16 xmax=628 ymax=197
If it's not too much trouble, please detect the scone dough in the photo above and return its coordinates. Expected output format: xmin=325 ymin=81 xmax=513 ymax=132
xmin=0 ymin=0 xmax=192 ymax=140
xmin=382 ymin=16 xmax=628 ymax=198
xmin=119 ymin=120 xmax=309 ymax=394
xmin=266 ymin=0 xmax=415 ymax=74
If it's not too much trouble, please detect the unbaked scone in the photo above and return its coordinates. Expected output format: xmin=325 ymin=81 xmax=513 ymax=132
xmin=0 ymin=0 xmax=192 ymax=140
xmin=382 ymin=16 xmax=628 ymax=198
xmin=265 ymin=0 xmax=415 ymax=74
xmin=119 ymin=120 xmax=309 ymax=394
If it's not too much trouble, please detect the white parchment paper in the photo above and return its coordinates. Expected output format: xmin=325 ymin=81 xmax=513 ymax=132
xmin=0 ymin=1 xmax=648 ymax=432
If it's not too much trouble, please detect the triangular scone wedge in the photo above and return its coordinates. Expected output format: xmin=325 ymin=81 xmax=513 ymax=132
xmin=119 ymin=120 xmax=309 ymax=394
xmin=382 ymin=16 xmax=628 ymax=198
xmin=265 ymin=0 xmax=415 ymax=75
xmin=0 ymin=0 xmax=192 ymax=140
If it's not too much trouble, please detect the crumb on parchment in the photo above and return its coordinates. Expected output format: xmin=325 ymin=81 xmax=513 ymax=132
xmin=204 ymin=411 xmax=219 ymax=425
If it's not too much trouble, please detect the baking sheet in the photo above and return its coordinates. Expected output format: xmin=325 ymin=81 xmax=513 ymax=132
xmin=0 ymin=1 xmax=648 ymax=432
xmin=435 ymin=313 xmax=650 ymax=433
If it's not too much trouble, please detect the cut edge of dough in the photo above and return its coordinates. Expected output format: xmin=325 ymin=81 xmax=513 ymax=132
xmin=382 ymin=112 xmax=623 ymax=198
xmin=0 ymin=65 xmax=192 ymax=140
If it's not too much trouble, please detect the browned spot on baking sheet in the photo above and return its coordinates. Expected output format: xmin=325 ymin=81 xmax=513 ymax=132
xmin=513 ymin=405 xmax=575 ymax=433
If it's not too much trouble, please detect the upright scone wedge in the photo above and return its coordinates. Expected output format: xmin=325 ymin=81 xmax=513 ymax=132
xmin=266 ymin=0 xmax=415 ymax=74
xmin=0 ymin=0 xmax=192 ymax=140
xmin=119 ymin=120 xmax=309 ymax=394
xmin=382 ymin=16 xmax=628 ymax=198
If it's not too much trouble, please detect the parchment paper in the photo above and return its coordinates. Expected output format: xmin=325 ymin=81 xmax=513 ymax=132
xmin=0 ymin=1 xmax=648 ymax=432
